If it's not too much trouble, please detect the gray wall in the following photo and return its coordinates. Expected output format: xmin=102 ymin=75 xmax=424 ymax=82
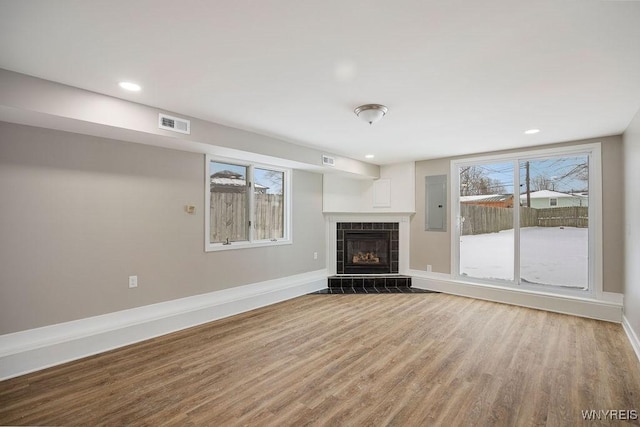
xmin=0 ymin=122 xmax=325 ymax=334
xmin=0 ymin=69 xmax=380 ymax=179
xmin=410 ymin=136 xmax=625 ymax=294
xmin=623 ymin=108 xmax=640 ymax=336
xmin=411 ymin=158 xmax=451 ymax=272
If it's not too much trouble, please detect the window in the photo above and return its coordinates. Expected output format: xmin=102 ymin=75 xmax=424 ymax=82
xmin=452 ymin=143 xmax=601 ymax=297
xmin=205 ymin=155 xmax=291 ymax=251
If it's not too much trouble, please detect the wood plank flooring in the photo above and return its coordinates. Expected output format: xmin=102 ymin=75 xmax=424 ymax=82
xmin=1 ymin=293 xmax=639 ymax=426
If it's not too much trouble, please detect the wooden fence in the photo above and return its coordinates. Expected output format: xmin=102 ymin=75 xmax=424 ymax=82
xmin=209 ymin=192 xmax=283 ymax=242
xmin=535 ymin=206 xmax=588 ymax=228
xmin=461 ymin=205 xmax=588 ymax=235
xmin=254 ymin=193 xmax=284 ymax=240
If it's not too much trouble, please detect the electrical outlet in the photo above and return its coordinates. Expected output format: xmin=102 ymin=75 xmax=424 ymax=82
xmin=314 ymin=252 xmax=318 ymax=260
xmin=128 ymin=275 xmax=138 ymax=288
xmin=426 ymin=265 xmax=432 ymax=272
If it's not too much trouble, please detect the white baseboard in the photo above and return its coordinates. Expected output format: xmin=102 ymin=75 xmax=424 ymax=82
xmin=599 ymin=291 xmax=624 ymax=305
xmin=0 ymin=269 xmax=327 ymax=381
xmin=623 ymin=315 xmax=640 ymax=363
xmin=410 ymin=270 xmax=623 ymax=323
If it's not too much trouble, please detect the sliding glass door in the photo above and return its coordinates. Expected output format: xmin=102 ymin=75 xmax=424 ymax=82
xmin=518 ymin=155 xmax=589 ymax=290
xmin=458 ymin=162 xmax=514 ymax=282
xmin=454 ymin=146 xmax=597 ymax=295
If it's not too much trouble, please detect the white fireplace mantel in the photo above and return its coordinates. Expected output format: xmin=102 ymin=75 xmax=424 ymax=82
xmin=325 ymin=213 xmax=412 ymax=276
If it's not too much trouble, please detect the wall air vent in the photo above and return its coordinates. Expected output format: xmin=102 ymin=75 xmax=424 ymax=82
xmin=322 ymin=155 xmax=336 ymax=167
xmin=158 ymin=113 xmax=191 ymax=134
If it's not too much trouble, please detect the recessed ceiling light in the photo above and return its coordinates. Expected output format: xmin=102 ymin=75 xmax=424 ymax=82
xmin=118 ymin=81 xmax=141 ymax=92
xmin=365 ymin=154 xmax=375 ymax=159
xmin=524 ymin=129 xmax=540 ymax=135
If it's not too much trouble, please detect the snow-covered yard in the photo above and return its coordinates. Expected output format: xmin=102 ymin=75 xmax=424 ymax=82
xmin=460 ymin=226 xmax=588 ymax=288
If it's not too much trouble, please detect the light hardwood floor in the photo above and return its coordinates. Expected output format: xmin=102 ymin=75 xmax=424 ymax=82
xmin=1 ymin=293 xmax=639 ymax=426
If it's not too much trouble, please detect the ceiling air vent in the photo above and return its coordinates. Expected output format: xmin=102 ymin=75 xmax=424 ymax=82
xmin=159 ymin=113 xmax=191 ymax=135
xmin=322 ymin=155 xmax=335 ymax=167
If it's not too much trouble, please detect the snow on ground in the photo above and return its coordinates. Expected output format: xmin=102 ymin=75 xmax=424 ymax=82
xmin=460 ymin=226 xmax=588 ymax=288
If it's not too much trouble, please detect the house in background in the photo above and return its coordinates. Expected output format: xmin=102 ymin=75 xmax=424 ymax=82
xmin=460 ymin=194 xmax=514 ymax=208
xmin=571 ymin=191 xmax=589 ymax=206
xmin=520 ymin=189 xmax=589 ymax=208
xmin=211 ymin=170 xmax=269 ymax=193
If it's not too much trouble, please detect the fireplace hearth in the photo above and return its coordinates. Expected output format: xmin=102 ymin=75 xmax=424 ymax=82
xmin=324 ymin=220 xmax=418 ymax=293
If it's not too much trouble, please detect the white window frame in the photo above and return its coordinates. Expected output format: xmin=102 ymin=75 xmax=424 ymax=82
xmin=205 ymin=154 xmax=292 ymax=252
xmin=450 ymin=143 xmax=602 ymax=298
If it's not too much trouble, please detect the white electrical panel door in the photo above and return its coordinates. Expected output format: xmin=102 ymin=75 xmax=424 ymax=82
xmin=425 ymin=175 xmax=446 ymax=231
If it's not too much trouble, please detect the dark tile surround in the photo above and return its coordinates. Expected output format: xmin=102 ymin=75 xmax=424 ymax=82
xmin=316 ymin=275 xmax=436 ymax=294
xmin=336 ymin=222 xmax=399 ymax=274
xmin=313 ymin=286 xmax=434 ymax=294
xmin=328 ymin=275 xmax=412 ymax=288
xmin=313 ymin=275 xmax=433 ymax=294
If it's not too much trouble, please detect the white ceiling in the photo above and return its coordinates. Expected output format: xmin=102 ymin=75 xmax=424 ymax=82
xmin=1 ymin=0 xmax=639 ymax=165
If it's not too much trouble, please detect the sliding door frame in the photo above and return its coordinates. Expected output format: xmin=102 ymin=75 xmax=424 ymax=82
xmin=450 ymin=143 xmax=602 ymax=298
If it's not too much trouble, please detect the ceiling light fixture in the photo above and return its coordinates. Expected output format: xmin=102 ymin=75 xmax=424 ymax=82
xmin=524 ymin=128 xmax=540 ymax=135
xmin=354 ymin=104 xmax=388 ymax=125
xmin=365 ymin=154 xmax=375 ymax=159
xmin=118 ymin=81 xmax=141 ymax=92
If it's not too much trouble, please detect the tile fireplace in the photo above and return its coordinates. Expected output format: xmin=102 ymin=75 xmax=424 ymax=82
xmin=336 ymin=222 xmax=399 ymax=275
xmin=324 ymin=216 xmax=414 ymax=293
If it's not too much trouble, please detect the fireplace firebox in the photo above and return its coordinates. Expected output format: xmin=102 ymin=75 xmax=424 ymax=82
xmin=344 ymin=231 xmax=390 ymax=274
xmin=336 ymin=222 xmax=399 ymax=275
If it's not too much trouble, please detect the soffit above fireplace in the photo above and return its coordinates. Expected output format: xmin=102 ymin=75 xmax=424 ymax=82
xmin=323 ymin=165 xmax=416 ymax=214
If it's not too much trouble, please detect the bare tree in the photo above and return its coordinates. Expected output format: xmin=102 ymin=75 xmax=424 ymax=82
xmin=531 ymin=174 xmax=554 ymax=191
xmin=255 ymin=169 xmax=284 ymax=194
xmin=459 ymin=166 xmax=506 ymax=196
xmin=559 ymin=163 xmax=588 ymax=183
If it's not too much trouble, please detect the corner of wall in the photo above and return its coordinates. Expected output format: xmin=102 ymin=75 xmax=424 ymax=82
xmin=622 ymin=106 xmax=640 ymax=359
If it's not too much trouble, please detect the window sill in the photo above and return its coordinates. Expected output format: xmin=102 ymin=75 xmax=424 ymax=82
xmin=409 ymin=269 xmax=622 ymax=322
xmin=409 ymin=269 xmax=619 ymax=304
xmin=205 ymin=239 xmax=292 ymax=252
